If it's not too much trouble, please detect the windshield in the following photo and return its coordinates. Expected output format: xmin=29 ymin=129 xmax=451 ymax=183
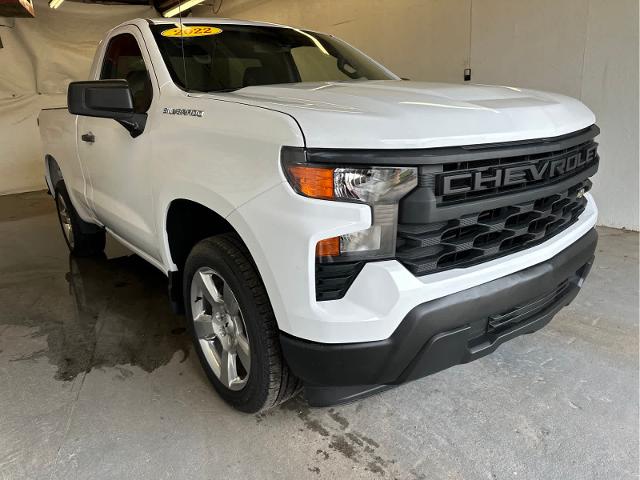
xmin=150 ymin=23 xmax=396 ymax=92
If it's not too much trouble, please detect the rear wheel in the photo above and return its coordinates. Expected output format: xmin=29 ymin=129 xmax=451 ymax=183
xmin=54 ymin=181 xmax=105 ymax=256
xmin=183 ymin=233 xmax=301 ymax=413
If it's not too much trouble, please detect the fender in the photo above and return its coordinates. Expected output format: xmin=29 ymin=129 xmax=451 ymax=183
xmin=158 ymin=185 xmax=284 ymax=316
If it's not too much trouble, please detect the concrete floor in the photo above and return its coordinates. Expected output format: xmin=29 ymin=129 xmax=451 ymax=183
xmin=0 ymin=191 xmax=637 ymax=480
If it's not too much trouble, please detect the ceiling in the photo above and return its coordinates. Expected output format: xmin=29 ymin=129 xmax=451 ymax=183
xmin=0 ymin=0 xmax=222 ymax=17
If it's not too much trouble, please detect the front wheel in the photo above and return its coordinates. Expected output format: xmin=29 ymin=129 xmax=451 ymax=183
xmin=183 ymin=233 xmax=301 ymax=413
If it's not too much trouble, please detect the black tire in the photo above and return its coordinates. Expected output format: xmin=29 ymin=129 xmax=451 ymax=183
xmin=183 ymin=233 xmax=301 ymax=413
xmin=54 ymin=180 xmax=106 ymax=257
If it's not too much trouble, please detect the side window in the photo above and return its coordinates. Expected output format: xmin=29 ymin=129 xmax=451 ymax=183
xmin=100 ymin=33 xmax=153 ymax=113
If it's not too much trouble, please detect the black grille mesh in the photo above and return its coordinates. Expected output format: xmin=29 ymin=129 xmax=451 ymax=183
xmin=396 ymin=180 xmax=591 ymax=276
xmin=315 ymin=262 xmax=364 ymax=301
xmin=486 ymin=280 xmax=571 ymax=334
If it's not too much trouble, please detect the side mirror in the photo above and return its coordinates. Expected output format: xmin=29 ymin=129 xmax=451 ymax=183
xmin=67 ymin=80 xmax=146 ymax=137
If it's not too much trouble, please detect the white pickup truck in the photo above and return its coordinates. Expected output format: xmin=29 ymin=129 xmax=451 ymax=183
xmin=39 ymin=18 xmax=600 ymax=412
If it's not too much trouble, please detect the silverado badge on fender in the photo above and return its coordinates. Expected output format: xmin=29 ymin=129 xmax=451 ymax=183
xmin=162 ymin=107 xmax=205 ymax=118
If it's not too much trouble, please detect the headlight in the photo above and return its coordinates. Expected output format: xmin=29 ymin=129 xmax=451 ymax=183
xmin=283 ymin=156 xmax=417 ymax=262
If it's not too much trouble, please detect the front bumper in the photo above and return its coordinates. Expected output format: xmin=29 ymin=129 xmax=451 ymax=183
xmin=232 ymin=182 xmax=598 ymax=344
xmin=280 ymin=228 xmax=597 ymax=406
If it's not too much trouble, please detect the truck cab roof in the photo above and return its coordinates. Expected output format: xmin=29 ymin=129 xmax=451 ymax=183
xmin=146 ymin=17 xmax=292 ymax=29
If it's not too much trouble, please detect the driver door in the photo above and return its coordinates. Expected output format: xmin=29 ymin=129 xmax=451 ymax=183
xmin=77 ymin=27 xmax=160 ymax=261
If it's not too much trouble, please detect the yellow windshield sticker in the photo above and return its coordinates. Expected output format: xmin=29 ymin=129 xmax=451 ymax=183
xmin=161 ymin=26 xmax=223 ymax=37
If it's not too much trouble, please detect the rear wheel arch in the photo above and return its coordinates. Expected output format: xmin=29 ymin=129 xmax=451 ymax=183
xmin=45 ymin=155 xmax=63 ymax=194
xmin=53 ymin=180 xmax=105 ymax=256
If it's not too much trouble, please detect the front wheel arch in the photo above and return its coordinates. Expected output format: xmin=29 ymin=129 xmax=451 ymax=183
xmin=164 ymin=199 xmax=259 ymax=315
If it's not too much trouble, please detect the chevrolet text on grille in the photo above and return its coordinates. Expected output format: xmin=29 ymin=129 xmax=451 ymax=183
xmin=438 ymin=144 xmax=598 ymax=195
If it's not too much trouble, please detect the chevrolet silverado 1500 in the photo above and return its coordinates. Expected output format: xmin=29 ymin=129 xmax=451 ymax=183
xmin=39 ymin=18 xmax=599 ymax=412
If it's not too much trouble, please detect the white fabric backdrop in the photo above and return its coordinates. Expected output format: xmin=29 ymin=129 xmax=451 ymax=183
xmin=0 ymin=0 xmax=154 ymax=194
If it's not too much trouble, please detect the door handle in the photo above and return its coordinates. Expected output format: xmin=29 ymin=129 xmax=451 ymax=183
xmin=81 ymin=132 xmax=95 ymax=143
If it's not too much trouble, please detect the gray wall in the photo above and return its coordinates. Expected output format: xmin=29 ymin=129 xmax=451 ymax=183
xmin=198 ymin=0 xmax=639 ymax=230
xmin=470 ymin=0 xmax=638 ymax=230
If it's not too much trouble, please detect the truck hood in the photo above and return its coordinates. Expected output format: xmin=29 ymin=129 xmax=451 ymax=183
xmin=223 ymin=80 xmax=595 ymax=149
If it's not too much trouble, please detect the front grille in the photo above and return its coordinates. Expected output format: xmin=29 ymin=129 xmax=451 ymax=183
xmin=396 ymin=180 xmax=591 ymax=275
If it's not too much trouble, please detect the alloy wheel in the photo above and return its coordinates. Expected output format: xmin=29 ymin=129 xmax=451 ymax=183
xmin=190 ymin=267 xmax=251 ymax=391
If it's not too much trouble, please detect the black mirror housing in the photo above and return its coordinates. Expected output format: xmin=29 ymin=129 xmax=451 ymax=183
xmin=67 ymin=80 xmax=146 ymax=137
xmin=68 ymin=80 xmax=134 ymax=118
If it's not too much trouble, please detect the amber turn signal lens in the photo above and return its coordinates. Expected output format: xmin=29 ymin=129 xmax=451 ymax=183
xmin=316 ymin=237 xmax=340 ymax=257
xmin=287 ymin=165 xmax=334 ymax=199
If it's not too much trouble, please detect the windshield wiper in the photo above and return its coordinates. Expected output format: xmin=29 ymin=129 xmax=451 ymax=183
xmin=205 ymin=87 xmax=242 ymax=93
